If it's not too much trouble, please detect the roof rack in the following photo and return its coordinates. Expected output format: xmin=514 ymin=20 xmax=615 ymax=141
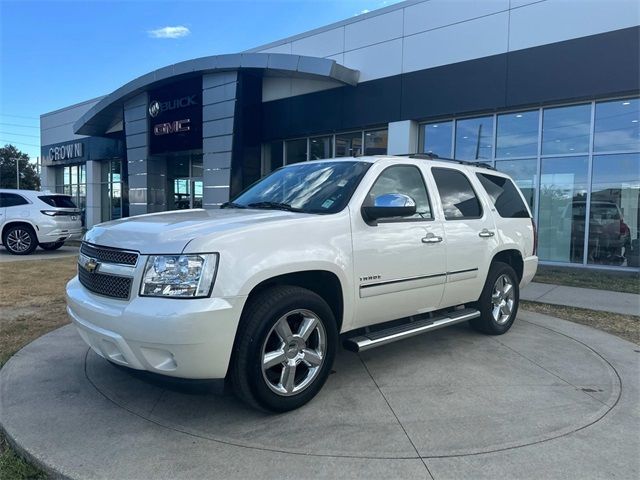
xmin=398 ymin=153 xmax=497 ymax=170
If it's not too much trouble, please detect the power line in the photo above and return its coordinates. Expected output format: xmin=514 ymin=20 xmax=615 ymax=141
xmin=0 ymin=131 xmax=40 ymax=139
xmin=0 ymin=139 xmax=40 ymax=148
xmin=0 ymin=113 xmax=38 ymax=120
xmin=0 ymin=122 xmax=39 ymax=129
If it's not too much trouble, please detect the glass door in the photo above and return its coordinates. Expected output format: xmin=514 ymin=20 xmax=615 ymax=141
xmin=167 ymin=153 xmax=203 ymax=210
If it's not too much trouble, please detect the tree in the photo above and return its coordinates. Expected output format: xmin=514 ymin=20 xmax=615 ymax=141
xmin=0 ymin=144 xmax=41 ymax=190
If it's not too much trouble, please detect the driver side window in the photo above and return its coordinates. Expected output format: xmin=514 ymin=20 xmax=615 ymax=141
xmin=368 ymin=165 xmax=433 ymax=220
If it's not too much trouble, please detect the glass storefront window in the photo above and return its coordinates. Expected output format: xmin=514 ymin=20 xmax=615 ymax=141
xmin=309 ymin=136 xmax=333 ymax=160
xmin=335 ymin=131 xmax=362 ymax=157
xmin=594 ymin=98 xmax=640 ymax=153
xmin=496 ymin=110 xmax=539 ymax=158
xmin=285 ymin=138 xmax=307 ymax=164
xmin=263 ymin=141 xmax=284 ymax=174
xmin=588 ymin=153 xmax=640 ymax=267
xmin=101 ymin=160 xmax=124 ymax=221
xmin=495 ymin=158 xmax=537 ymax=211
xmin=455 ymin=116 xmax=493 ymax=160
xmin=364 ymin=129 xmax=388 ymax=155
xmin=538 ymin=156 xmax=589 ymax=263
xmin=542 ymin=104 xmax=591 ymax=155
xmin=420 ymin=121 xmax=452 ymax=157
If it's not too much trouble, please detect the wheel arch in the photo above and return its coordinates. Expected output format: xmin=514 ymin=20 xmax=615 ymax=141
xmin=490 ymin=249 xmax=524 ymax=282
xmin=1 ymin=220 xmax=38 ymax=244
xmin=242 ymin=270 xmax=345 ymax=333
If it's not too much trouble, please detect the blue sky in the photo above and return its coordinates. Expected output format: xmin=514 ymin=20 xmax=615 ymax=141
xmin=0 ymin=0 xmax=401 ymax=159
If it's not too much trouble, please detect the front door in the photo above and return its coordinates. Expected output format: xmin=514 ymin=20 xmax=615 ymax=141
xmin=351 ymin=164 xmax=446 ymax=329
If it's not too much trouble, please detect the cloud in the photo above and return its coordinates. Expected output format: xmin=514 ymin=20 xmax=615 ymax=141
xmin=147 ymin=26 xmax=190 ymax=39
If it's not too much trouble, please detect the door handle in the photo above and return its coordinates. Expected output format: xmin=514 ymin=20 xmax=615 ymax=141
xmin=478 ymin=228 xmax=495 ymax=238
xmin=422 ymin=232 xmax=443 ymax=244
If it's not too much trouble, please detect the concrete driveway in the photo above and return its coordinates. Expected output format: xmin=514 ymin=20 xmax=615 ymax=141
xmin=1 ymin=311 xmax=638 ymax=479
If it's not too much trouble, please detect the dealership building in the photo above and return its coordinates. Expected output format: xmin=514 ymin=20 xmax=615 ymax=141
xmin=40 ymin=0 xmax=639 ymax=269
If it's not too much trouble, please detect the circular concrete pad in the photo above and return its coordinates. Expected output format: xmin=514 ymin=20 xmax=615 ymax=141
xmin=2 ymin=312 xmax=637 ymax=479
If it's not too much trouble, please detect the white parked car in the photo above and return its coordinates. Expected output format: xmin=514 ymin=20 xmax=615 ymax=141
xmin=0 ymin=189 xmax=82 ymax=255
xmin=66 ymin=155 xmax=538 ymax=412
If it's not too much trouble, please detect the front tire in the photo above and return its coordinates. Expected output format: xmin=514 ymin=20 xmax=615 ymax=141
xmin=231 ymin=285 xmax=338 ymax=412
xmin=470 ymin=261 xmax=519 ymax=335
xmin=39 ymin=240 xmax=65 ymax=251
xmin=3 ymin=225 xmax=38 ymax=255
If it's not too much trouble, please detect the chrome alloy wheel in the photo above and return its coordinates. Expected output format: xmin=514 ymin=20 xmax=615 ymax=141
xmin=6 ymin=228 xmax=32 ymax=253
xmin=261 ymin=309 xmax=327 ymax=396
xmin=491 ymin=274 xmax=515 ymax=325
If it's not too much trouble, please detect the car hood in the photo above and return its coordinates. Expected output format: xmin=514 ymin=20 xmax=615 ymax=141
xmin=83 ymin=208 xmax=308 ymax=254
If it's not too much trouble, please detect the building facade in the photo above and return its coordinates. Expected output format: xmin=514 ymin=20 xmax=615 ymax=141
xmin=40 ymin=0 xmax=640 ymax=269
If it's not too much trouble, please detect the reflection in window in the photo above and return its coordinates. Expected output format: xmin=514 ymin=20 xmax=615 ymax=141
xmin=588 ymin=153 xmax=640 ymax=267
xmin=309 ymin=136 xmax=333 ymax=160
xmin=101 ymin=160 xmax=124 ymax=221
xmin=432 ymin=168 xmax=483 ymax=220
xmin=496 ymin=110 xmax=539 ymax=158
xmin=455 ymin=116 xmax=493 ymax=160
xmin=594 ymin=98 xmax=640 ymax=153
xmin=335 ymin=132 xmax=362 ymax=157
xmin=538 ymin=156 xmax=589 ymax=263
xmin=420 ymin=121 xmax=452 ymax=157
xmin=364 ymin=129 xmax=388 ymax=155
xmin=368 ymin=165 xmax=432 ymax=220
xmin=285 ymin=139 xmax=307 ymax=164
xmin=495 ymin=159 xmax=537 ymax=211
xmin=542 ymin=104 xmax=591 ymax=155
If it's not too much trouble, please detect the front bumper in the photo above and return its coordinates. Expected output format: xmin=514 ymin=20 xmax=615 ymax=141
xmin=520 ymin=255 xmax=538 ymax=289
xmin=66 ymin=276 xmax=247 ymax=379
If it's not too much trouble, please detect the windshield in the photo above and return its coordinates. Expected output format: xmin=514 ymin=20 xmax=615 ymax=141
xmin=229 ymin=161 xmax=371 ymax=214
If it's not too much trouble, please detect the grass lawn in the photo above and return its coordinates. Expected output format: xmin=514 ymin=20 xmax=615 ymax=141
xmin=0 ymin=255 xmax=77 ymax=480
xmin=0 ymin=254 xmax=637 ymax=479
xmin=533 ymin=264 xmax=639 ymax=294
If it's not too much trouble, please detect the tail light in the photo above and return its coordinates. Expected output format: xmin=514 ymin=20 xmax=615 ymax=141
xmin=531 ymin=218 xmax=538 ymax=256
xmin=41 ymin=210 xmax=79 ymax=217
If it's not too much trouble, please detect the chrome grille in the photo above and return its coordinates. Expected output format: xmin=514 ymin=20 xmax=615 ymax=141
xmin=78 ymin=267 xmax=132 ymax=300
xmin=80 ymin=242 xmax=138 ymax=266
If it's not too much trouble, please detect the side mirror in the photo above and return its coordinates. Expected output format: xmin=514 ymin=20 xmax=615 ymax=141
xmin=362 ymin=193 xmax=416 ymax=225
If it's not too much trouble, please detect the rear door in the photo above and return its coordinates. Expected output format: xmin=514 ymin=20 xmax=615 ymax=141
xmin=350 ymin=163 xmax=446 ymax=329
xmin=429 ymin=167 xmax=498 ymax=307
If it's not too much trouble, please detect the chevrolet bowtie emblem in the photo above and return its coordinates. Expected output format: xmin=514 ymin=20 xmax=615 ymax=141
xmin=85 ymin=258 xmax=99 ymax=273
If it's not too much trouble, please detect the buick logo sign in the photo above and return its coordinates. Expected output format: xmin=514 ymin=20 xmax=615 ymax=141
xmin=148 ymin=100 xmax=161 ymax=118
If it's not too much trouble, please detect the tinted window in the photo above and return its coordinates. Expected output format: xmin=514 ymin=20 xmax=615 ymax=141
xmin=368 ymin=165 xmax=432 ymax=220
xmin=455 ymin=116 xmax=493 ymax=160
xmin=0 ymin=193 xmax=29 ymax=207
xmin=432 ymin=168 xmax=483 ymax=220
xmin=38 ymin=195 xmax=77 ymax=208
xmin=421 ymin=121 xmax=452 ymax=157
xmin=477 ymin=173 xmax=530 ymax=218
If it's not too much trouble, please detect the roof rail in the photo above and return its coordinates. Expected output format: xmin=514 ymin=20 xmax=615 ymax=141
xmin=397 ymin=153 xmax=497 ymax=170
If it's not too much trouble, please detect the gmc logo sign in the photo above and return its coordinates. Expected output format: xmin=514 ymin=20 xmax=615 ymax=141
xmin=153 ymin=119 xmax=191 ymax=136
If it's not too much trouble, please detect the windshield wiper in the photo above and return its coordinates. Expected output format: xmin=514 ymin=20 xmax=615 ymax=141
xmin=220 ymin=201 xmax=247 ymax=209
xmin=247 ymin=201 xmax=303 ymax=212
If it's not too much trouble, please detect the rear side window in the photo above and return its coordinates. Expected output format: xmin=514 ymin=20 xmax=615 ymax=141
xmin=432 ymin=168 xmax=483 ymax=220
xmin=38 ymin=195 xmax=77 ymax=208
xmin=0 ymin=193 xmax=29 ymax=207
xmin=476 ymin=173 xmax=530 ymax=218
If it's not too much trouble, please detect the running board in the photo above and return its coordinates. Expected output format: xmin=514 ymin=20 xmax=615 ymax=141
xmin=343 ymin=308 xmax=480 ymax=353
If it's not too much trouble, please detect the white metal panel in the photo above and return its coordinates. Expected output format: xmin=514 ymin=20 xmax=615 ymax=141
xmin=344 ymin=38 xmax=403 ymax=82
xmin=256 ymin=43 xmax=292 ymax=54
xmin=509 ymin=0 xmax=640 ymax=52
xmin=291 ymin=77 xmax=343 ymax=96
xmin=345 ymin=9 xmax=404 ymax=51
xmin=291 ymin=27 xmax=344 ymax=58
xmin=402 ymin=12 xmax=509 ymax=73
xmin=404 ymin=0 xmax=509 ymax=36
xmin=40 ymin=123 xmax=89 ymax=146
xmin=326 ymin=52 xmax=345 ymax=64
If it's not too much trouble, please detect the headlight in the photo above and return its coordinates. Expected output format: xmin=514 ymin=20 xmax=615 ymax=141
xmin=140 ymin=254 xmax=218 ymax=298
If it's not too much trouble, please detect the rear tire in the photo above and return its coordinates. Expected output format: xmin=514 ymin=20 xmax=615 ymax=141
xmin=470 ymin=261 xmax=519 ymax=335
xmin=40 ymin=240 xmax=65 ymax=251
xmin=231 ymin=285 xmax=338 ymax=412
xmin=3 ymin=225 xmax=38 ymax=255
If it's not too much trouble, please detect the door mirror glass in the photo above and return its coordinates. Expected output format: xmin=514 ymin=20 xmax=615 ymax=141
xmin=362 ymin=193 xmax=417 ymax=222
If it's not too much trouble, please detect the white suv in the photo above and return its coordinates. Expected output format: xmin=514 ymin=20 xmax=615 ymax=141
xmin=0 ymin=189 xmax=82 ymax=255
xmin=66 ymin=155 xmax=538 ymax=411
